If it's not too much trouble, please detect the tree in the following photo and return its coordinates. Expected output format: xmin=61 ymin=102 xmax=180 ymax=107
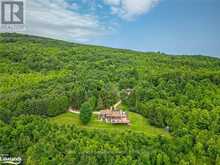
xmin=70 ymin=86 xmax=85 ymax=109
xmin=48 ymin=95 xmax=69 ymax=116
xmin=100 ymin=83 xmax=120 ymax=108
xmin=0 ymin=107 xmax=11 ymax=123
xmin=96 ymin=96 xmax=104 ymax=110
xmin=80 ymin=101 xmax=93 ymax=125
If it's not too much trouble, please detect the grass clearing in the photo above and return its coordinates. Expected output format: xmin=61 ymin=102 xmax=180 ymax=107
xmin=50 ymin=112 xmax=171 ymax=138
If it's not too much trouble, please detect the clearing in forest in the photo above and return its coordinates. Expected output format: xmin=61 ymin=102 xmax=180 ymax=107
xmin=50 ymin=112 xmax=171 ymax=138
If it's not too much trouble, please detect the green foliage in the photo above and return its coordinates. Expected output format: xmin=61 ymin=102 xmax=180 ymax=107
xmin=0 ymin=116 xmax=193 ymax=164
xmin=80 ymin=101 xmax=93 ymax=124
xmin=47 ymin=95 xmax=69 ymax=116
xmin=1 ymin=33 xmax=220 ymax=164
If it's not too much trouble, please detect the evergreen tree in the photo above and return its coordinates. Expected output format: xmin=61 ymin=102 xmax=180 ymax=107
xmin=80 ymin=101 xmax=93 ymax=124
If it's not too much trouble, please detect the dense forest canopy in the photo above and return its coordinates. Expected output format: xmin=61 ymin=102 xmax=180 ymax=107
xmin=0 ymin=33 xmax=220 ymax=164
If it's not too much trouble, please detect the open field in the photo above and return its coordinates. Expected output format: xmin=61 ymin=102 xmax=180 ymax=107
xmin=50 ymin=112 xmax=171 ymax=138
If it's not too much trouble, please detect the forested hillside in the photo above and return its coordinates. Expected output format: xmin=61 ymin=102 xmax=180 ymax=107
xmin=0 ymin=33 xmax=220 ymax=164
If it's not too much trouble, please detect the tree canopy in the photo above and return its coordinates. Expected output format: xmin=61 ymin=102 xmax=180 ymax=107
xmin=0 ymin=33 xmax=220 ymax=164
xmin=80 ymin=101 xmax=93 ymax=125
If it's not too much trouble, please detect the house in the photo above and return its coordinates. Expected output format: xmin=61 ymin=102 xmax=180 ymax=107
xmin=99 ymin=107 xmax=130 ymax=125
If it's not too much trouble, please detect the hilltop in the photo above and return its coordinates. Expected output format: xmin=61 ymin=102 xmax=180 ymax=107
xmin=50 ymin=112 xmax=171 ymax=138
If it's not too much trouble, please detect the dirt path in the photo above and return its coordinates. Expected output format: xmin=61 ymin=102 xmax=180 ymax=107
xmin=68 ymin=107 xmax=100 ymax=115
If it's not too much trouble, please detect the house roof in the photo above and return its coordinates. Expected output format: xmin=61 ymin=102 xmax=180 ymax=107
xmin=100 ymin=109 xmax=128 ymax=118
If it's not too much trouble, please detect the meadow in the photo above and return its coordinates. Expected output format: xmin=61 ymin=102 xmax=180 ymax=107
xmin=50 ymin=112 xmax=171 ymax=138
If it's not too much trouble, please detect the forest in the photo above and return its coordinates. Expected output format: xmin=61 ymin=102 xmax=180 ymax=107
xmin=0 ymin=33 xmax=220 ymax=165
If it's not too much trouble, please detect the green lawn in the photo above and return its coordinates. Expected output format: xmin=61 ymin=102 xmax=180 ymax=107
xmin=50 ymin=112 xmax=171 ymax=138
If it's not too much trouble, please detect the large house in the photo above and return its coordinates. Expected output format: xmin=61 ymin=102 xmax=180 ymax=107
xmin=99 ymin=101 xmax=130 ymax=125
xmin=99 ymin=109 xmax=130 ymax=124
